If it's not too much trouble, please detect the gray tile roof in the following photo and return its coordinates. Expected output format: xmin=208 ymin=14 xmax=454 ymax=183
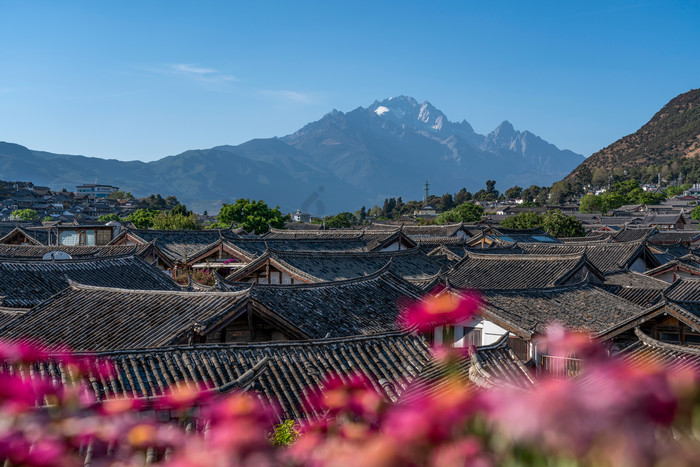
xmin=649 ymin=230 xmax=700 ymax=244
xmin=519 ymin=241 xmax=655 ymax=274
xmin=0 ymin=284 xmax=250 ymax=350
xmin=227 ymin=248 xmax=444 ymax=286
xmin=619 ymin=328 xmax=700 ymax=373
xmin=663 ymin=278 xmax=700 ymax=304
xmin=400 ymin=334 xmax=534 ymax=403
xmin=1 ymin=332 xmax=535 ymax=422
xmin=111 ymin=229 xmax=231 ymax=262
xmin=488 ymin=228 xmax=561 ymax=244
xmin=612 ymin=227 xmax=657 ymax=243
xmin=368 ymin=222 xmax=472 ymax=237
xmin=0 ymin=332 xmax=432 ymax=422
xmin=600 ymin=271 xmax=669 ymax=307
xmin=446 ymin=251 xmax=598 ymax=290
xmin=228 ymin=270 xmax=424 ymax=338
xmin=0 ymin=255 xmax=179 ymax=309
xmin=480 ymin=283 xmax=646 ymax=337
xmin=0 ymin=243 xmax=154 ymax=259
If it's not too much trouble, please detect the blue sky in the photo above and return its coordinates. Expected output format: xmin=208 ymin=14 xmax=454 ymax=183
xmin=1 ymin=1 xmax=698 ymax=161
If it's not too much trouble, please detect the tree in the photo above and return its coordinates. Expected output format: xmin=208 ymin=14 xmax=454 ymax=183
xmin=42 ymin=216 xmax=54 ymax=222
xmin=535 ymin=189 xmax=550 ymax=206
xmin=440 ymin=193 xmax=454 ymax=211
xmin=521 ymin=185 xmax=541 ymax=203
xmin=151 ymin=212 xmax=200 ymax=230
xmin=549 ymin=181 xmax=572 ymax=204
xmin=542 ymin=210 xmax=585 ymax=238
xmin=126 ymin=209 xmax=159 ymax=228
xmin=692 ymin=206 xmax=700 ymax=221
xmin=359 ymin=206 xmax=367 ymax=222
xmin=577 ymin=165 xmax=593 ymax=185
xmin=107 ymin=191 xmax=134 ymax=200
xmin=599 ymin=192 xmax=626 ymax=213
xmin=499 ymin=212 xmax=542 ymax=230
xmin=170 ymin=204 xmax=191 ymax=216
xmin=485 ymin=180 xmax=498 ymax=195
xmin=454 ymin=188 xmax=472 ymax=204
xmin=11 ymin=209 xmax=38 ymax=221
xmin=592 ymin=168 xmax=608 ymax=187
xmin=216 ymin=198 xmax=286 ymax=234
xmin=504 ymin=186 xmax=522 ymax=200
xmin=324 ymin=212 xmax=354 ymax=229
xmin=435 ymin=202 xmax=484 ymax=224
xmin=579 ymin=194 xmax=603 ymax=213
xmin=665 ymin=184 xmax=690 ymax=198
xmin=98 ymin=214 xmax=121 ymax=222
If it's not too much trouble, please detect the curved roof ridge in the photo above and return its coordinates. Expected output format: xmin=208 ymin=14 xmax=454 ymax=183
xmin=224 ymin=263 xmax=400 ymax=290
xmin=479 ymin=276 xmax=592 ymax=294
xmin=0 ymin=253 xmax=150 ymax=265
xmin=464 ymin=250 xmax=585 ymax=260
xmin=634 ymin=327 xmax=700 ymax=356
xmin=264 ymin=246 xmax=423 ymax=258
xmin=60 ymin=330 xmax=424 ymax=357
xmin=64 ymin=279 xmax=250 ymax=297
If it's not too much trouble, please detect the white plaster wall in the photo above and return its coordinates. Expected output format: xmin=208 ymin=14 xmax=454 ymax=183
xmin=654 ymin=270 xmax=676 ymax=283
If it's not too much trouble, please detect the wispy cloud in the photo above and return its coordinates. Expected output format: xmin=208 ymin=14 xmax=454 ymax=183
xmin=166 ymin=63 xmax=239 ymax=84
xmin=259 ymin=89 xmax=315 ymax=104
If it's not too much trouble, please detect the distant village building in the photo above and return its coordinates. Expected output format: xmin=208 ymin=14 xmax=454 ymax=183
xmin=76 ymin=183 xmax=119 ymax=198
xmin=291 ymin=209 xmax=311 ymax=223
xmin=415 ymin=205 xmax=437 ymax=216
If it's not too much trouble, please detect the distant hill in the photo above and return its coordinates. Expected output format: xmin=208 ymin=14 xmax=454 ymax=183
xmin=0 ymin=96 xmax=583 ymax=214
xmin=566 ymin=89 xmax=700 ymax=181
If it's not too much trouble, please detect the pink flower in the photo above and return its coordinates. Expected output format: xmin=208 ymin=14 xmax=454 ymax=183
xmin=310 ymin=372 xmax=385 ymax=421
xmin=156 ymin=384 xmax=212 ymax=411
xmin=400 ymin=290 xmax=482 ymax=332
xmin=0 ymin=340 xmax=47 ymax=363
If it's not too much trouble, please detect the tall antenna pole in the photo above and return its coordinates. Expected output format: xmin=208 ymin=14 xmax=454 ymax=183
xmin=424 ymin=181 xmax=429 ymax=203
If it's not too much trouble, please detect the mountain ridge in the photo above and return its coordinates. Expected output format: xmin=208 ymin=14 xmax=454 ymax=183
xmin=565 ymin=88 xmax=700 ymax=182
xmin=1 ymin=96 xmax=583 ymax=214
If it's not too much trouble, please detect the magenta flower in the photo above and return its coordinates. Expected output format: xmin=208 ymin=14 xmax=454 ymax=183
xmin=400 ymin=290 xmax=482 ymax=332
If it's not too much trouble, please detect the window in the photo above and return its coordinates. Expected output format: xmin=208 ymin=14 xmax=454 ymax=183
xmin=658 ymin=332 xmax=680 ymax=342
xmin=59 ymin=230 xmax=80 ymax=246
xmin=85 ymin=230 xmax=96 ymax=246
xmin=684 ymin=333 xmax=700 ymax=344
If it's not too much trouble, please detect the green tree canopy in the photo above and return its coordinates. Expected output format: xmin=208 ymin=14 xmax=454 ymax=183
xmin=499 ymin=211 xmax=542 ymax=230
xmin=98 ymin=214 xmax=121 ymax=223
xmin=504 ymin=186 xmax=522 ymax=200
xmin=579 ymin=194 xmax=604 ymax=213
xmin=106 ymin=191 xmax=134 ymax=200
xmin=126 ymin=209 xmax=160 ymax=228
xmin=11 ymin=209 xmax=38 ymax=221
xmin=599 ymin=192 xmax=627 ymax=213
xmin=692 ymin=206 xmax=700 ymax=221
xmin=151 ymin=212 xmax=200 ymax=230
xmin=216 ymin=198 xmax=286 ymax=234
xmin=542 ymin=210 xmax=585 ymax=238
xmin=324 ymin=212 xmax=354 ymax=229
xmin=436 ymin=202 xmax=484 ymax=224
xmin=454 ymin=188 xmax=472 ymax=204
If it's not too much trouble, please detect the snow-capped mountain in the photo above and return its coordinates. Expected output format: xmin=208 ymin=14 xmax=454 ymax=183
xmin=282 ymin=96 xmax=583 ymax=202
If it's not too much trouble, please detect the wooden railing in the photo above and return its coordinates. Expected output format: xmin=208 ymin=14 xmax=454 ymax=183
xmin=538 ymin=355 xmax=582 ymax=379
